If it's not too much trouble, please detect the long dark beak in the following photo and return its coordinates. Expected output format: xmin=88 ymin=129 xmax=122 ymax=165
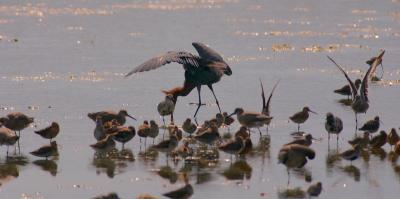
xmin=127 ymin=114 xmax=137 ymax=121
xmin=309 ymin=110 xmax=318 ymax=115
xmin=228 ymin=112 xmax=235 ymax=117
xmin=224 ymin=63 xmax=232 ymax=76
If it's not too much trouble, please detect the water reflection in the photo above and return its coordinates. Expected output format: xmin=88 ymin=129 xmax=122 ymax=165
xmin=277 ymin=187 xmax=306 ymax=199
xmin=155 ymin=165 xmax=178 ymax=184
xmin=341 ymin=165 xmax=361 ymax=182
xmin=33 ymin=159 xmax=58 ymax=176
xmin=370 ymin=148 xmax=387 ymax=161
xmin=0 ymin=163 xmax=18 ymax=186
xmin=221 ymin=159 xmax=252 ymax=180
xmin=91 ymin=148 xmax=134 ymax=178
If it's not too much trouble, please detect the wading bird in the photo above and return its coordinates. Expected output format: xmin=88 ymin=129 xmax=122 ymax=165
xmin=88 ymin=110 xmax=136 ymax=125
xmin=35 ymin=122 xmax=60 ymax=143
xmin=327 ymin=55 xmax=381 ymax=131
xmin=125 ymin=42 xmax=232 ymax=118
xmin=0 ymin=112 xmax=34 ymax=150
xmin=325 ymin=112 xmax=343 ymax=143
xmin=366 ymin=50 xmax=385 ymax=80
xmin=0 ymin=127 xmax=19 ymax=157
xmin=289 ymin=107 xmax=317 ymax=132
xmin=260 ymin=79 xmax=279 ymax=133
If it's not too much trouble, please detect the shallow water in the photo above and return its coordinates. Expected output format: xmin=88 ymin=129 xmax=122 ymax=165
xmin=0 ymin=0 xmax=400 ymax=198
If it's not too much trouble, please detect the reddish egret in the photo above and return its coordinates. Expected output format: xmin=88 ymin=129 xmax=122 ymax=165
xmin=125 ymin=42 xmax=232 ymax=118
xmin=327 ymin=54 xmax=382 ymax=132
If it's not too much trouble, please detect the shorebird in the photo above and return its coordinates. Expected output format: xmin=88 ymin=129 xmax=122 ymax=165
xmin=0 ymin=112 xmax=34 ymax=149
xmin=235 ymin=126 xmax=249 ymax=139
xmin=307 ymin=182 xmax=322 ymax=197
xmin=218 ymin=136 xmax=245 ymax=159
xmin=90 ymin=135 xmax=116 ymax=152
xmin=93 ymin=192 xmax=120 ymax=199
xmin=87 ymin=110 xmax=136 ymax=125
xmin=369 ymin=130 xmax=387 ymax=148
xmin=194 ymin=123 xmax=221 ymax=145
xmin=278 ymin=144 xmax=315 ymax=184
xmin=366 ymin=50 xmax=385 ymax=80
xmin=325 ymin=112 xmax=343 ymax=142
xmin=348 ymin=132 xmax=370 ymax=148
xmin=138 ymin=121 xmax=151 ymax=146
xmin=340 ymin=144 xmax=361 ymax=164
xmin=0 ymin=127 xmax=19 ymax=157
xmin=163 ymin=172 xmax=193 ymax=199
xmin=210 ymin=113 xmax=224 ymax=128
xmin=327 ymin=55 xmax=380 ymax=131
xmin=152 ymin=135 xmax=179 ymax=155
xmin=111 ymin=126 xmax=135 ymax=149
xmin=148 ymin=120 xmax=159 ymax=144
xmin=284 ymin=134 xmax=313 ymax=147
xmin=94 ymin=117 xmax=107 ymax=141
xmin=388 ymin=128 xmax=400 ymax=150
xmin=395 ymin=141 xmax=400 ymax=155
xmin=171 ymin=141 xmax=193 ymax=160
xmin=260 ymin=79 xmax=279 ymax=133
xmin=158 ymin=94 xmax=175 ymax=125
xmin=182 ymin=118 xmax=197 ymax=137
xmin=30 ymin=141 xmax=58 ymax=159
xmin=170 ymin=126 xmax=183 ymax=141
xmin=34 ymin=122 xmax=60 ymax=143
xmin=125 ymin=42 xmax=232 ymax=118
xmin=289 ymin=107 xmax=317 ymax=132
xmin=334 ymin=79 xmax=361 ymax=99
xmin=359 ymin=116 xmax=380 ymax=134
xmin=222 ymin=112 xmax=235 ymax=130
xmin=229 ymin=107 xmax=272 ymax=136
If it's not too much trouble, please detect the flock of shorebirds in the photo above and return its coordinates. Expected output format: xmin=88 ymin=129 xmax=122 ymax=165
xmin=1 ymin=42 xmax=399 ymax=199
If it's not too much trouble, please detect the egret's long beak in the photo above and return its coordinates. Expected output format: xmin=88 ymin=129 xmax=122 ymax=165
xmin=127 ymin=114 xmax=137 ymax=121
xmin=228 ymin=112 xmax=236 ymax=117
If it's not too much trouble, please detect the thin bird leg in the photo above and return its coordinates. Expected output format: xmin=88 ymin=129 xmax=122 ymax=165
xmin=287 ymin=168 xmax=290 ymax=187
xmin=297 ymin=124 xmax=300 ymax=132
xmin=122 ymin=143 xmax=125 ymax=150
xmin=162 ymin=116 xmax=166 ymax=127
xmin=208 ymin=84 xmax=222 ymax=114
xmin=170 ymin=112 xmax=174 ymax=124
xmin=7 ymin=145 xmax=9 ymax=157
xmin=193 ymin=86 xmax=202 ymax=118
xmin=355 ymin=112 xmax=358 ymax=135
xmin=258 ymin=128 xmax=262 ymax=137
xmin=266 ymin=125 xmax=269 ymax=135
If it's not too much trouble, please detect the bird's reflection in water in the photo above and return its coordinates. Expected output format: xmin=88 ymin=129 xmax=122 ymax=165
xmin=0 ymin=163 xmax=19 ymax=187
xmin=388 ymin=151 xmax=399 ymax=163
xmin=138 ymin=148 xmax=159 ymax=166
xmin=292 ymin=167 xmax=311 ymax=183
xmin=277 ymin=187 xmax=306 ymax=199
xmin=326 ymin=147 xmax=341 ymax=174
xmin=361 ymin=148 xmax=370 ymax=163
xmin=196 ymin=145 xmax=219 ymax=169
xmin=5 ymin=154 xmax=29 ymax=166
xmin=341 ymin=165 xmax=361 ymax=182
xmin=370 ymin=148 xmax=387 ymax=161
xmin=155 ymin=165 xmax=178 ymax=184
xmin=221 ymin=159 xmax=252 ymax=180
xmin=33 ymin=159 xmax=58 ymax=176
xmin=337 ymin=98 xmax=353 ymax=106
xmin=92 ymin=148 xmax=135 ymax=178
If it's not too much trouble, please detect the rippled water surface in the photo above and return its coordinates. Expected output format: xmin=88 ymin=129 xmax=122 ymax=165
xmin=0 ymin=0 xmax=400 ymax=198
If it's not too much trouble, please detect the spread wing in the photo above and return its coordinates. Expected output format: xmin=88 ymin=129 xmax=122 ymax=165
xmin=368 ymin=50 xmax=385 ymax=80
xmin=327 ymin=56 xmax=357 ymax=100
xmin=265 ymin=79 xmax=280 ymax=116
xmin=361 ymin=55 xmax=380 ymax=102
xmin=260 ymin=79 xmax=266 ymax=114
xmin=125 ymin=51 xmax=200 ymax=77
xmin=192 ymin=42 xmax=224 ymax=62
